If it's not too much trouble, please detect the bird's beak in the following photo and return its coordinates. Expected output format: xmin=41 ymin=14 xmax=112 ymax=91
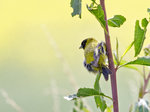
xmin=79 ymin=45 xmax=82 ymax=49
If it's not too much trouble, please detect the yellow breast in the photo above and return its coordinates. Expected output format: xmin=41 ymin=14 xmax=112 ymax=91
xmin=84 ymin=42 xmax=97 ymax=64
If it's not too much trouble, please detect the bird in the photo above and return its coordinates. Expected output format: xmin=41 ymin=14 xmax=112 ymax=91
xmin=79 ymin=38 xmax=111 ymax=81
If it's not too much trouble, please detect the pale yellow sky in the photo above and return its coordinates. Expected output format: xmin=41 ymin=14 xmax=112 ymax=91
xmin=0 ymin=0 xmax=149 ymax=65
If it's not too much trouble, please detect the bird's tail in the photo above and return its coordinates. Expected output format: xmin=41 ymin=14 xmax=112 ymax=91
xmin=101 ymin=65 xmax=112 ymax=81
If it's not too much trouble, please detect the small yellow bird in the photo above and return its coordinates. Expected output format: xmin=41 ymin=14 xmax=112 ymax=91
xmin=79 ymin=38 xmax=111 ymax=81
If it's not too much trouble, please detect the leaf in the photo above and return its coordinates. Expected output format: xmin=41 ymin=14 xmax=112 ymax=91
xmin=123 ymin=65 xmax=141 ymax=73
xmin=113 ymin=51 xmax=119 ymax=65
xmin=77 ymin=88 xmax=112 ymax=100
xmin=108 ymin=15 xmax=126 ymax=27
xmin=70 ymin=0 xmax=82 ymax=18
xmin=138 ymin=86 xmax=144 ymax=99
xmin=119 ymin=41 xmax=134 ymax=65
xmin=94 ymin=74 xmax=102 ymax=90
xmin=94 ymin=74 xmax=107 ymax=112
xmin=87 ymin=5 xmax=107 ymax=33
xmin=134 ymin=20 xmax=146 ymax=57
xmin=125 ymin=56 xmax=150 ymax=66
xmin=73 ymin=108 xmax=78 ymax=112
xmin=113 ymin=38 xmax=119 ymax=65
xmin=148 ymin=8 xmax=150 ymax=21
xmin=134 ymin=99 xmax=150 ymax=112
xmin=119 ymin=60 xmax=141 ymax=74
xmin=120 ymin=41 xmax=134 ymax=60
xmin=64 ymin=88 xmax=111 ymax=101
xmin=82 ymin=108 xmax=91 ymax=112
xmin=142 ymin=18 xmax=149 ymax=29
xmin=144 ymin=47 xmax=150 ymax=56
xmin=116 ymin=38 xmax=119 ymax=60
xmin=104 ymin=105 xmax=113 ymax=112
xmin=77 ymin=88 xmax=99 ymax=97
xmin=64 ymin=94 xmax=78 ymax=101
xmin=80 ymin=100 xmax=83 ymax=109
xmin=147 ymin=8 xmax=150 ymax=13
xmin=73 ymin=99 xmax=91 ymax=112
xmin=74 ymin=100 xmax=78 ymax=106
xmin=129 ymin=105 xmax=133 ymax=112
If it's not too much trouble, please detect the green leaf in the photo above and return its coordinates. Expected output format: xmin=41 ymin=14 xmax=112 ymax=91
xmin=73 ymin=108 xmax=78 ymax=112
xmin=141 ymin=18 xmax=149 ymax=29
xmin=70 ymin=0 xmax=82 ymax=18
xmin=134 ymin=20 xmax=146 ymax=57
xmin=73 ymin=99 xmax=91 ymax=112
xmin=138 ymin=86 xmax=144 ymax=99
xmin=94 ymin=74 xmax=101 ymax=90
xmin=119 ymin=60 xmax=141 ymax=74
xmin=147 ymin=8 xmax=150 ymax=13
xmin=80 ymin=100 xmax=83 ymax=110
xmin=113 ymin=38 xmax=119 ymax=65
xmin=108 ymin=15 xmax=126 ymax=27
xmin=129 ymin=105 xmax=133 ymax=112
xmin=104 ymin=105 xmax=113 ymax=112
xmin=120 ymin=41 xmax=134 ymax=62
xmin=125 ymin=56 xmax=150 ymax=66
xmin=77 ymin=88 xmax=99 ymax=97
xmin=113 ymin=51 xmax=119 ymax=66
xmin=74 ymin=100 xmax=78 ymax=106
xmin=144 ymin=47 xmax=150 ymax=56
xmin=116 ymin=38 xmax=119 ymax=60
xmin=148 ymin=8 xmax=150 ymax=21
xmin=134 ymin=99 xmax=150 ymax=112
xmin=94 ymin=74 xmax=107 ymax=112
xmin=64 ymin=87 xmax=111 ymax=101
xmin=123 ymin=65 xmax=141 ymax=73
xmin=87 ymin=5 xmax=107 ymax=33
xmin=82 ymin=108 xmax=91 ymax=112
xmin=91 ymin=0 xmax=95 ymax=2
xmin=77 ymin=88 xmax=112 ymax=100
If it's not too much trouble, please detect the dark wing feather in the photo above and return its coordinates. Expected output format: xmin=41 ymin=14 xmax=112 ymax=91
xmin=102 ymin=65 xmax=112 ymax=81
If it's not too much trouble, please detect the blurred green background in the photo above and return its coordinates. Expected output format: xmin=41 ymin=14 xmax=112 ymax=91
xmin=0 ymin=0 xmax=150 ymax=112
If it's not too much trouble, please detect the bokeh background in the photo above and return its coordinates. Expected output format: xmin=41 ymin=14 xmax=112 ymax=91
xmin=0 ymin=0 xmax=150 ymax=112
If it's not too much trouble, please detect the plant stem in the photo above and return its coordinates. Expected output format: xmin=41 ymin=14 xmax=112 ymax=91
xmin=99 ymin=0 xmax=119 ymax=112
xmin=143 ymin=72 xmax=150 ymax=96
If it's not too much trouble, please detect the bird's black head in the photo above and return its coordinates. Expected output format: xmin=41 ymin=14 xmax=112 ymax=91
xmin=79 ymin=39 xmax=87 ymax=49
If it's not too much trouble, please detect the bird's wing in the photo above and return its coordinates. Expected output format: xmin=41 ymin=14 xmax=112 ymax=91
xmin=93 ymin=42 xmax=107 ymax=66
xmin=90 ymin=43 xmax=102 ymax=67
xmin=97 ymin=42 xmax=106 ymax=55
